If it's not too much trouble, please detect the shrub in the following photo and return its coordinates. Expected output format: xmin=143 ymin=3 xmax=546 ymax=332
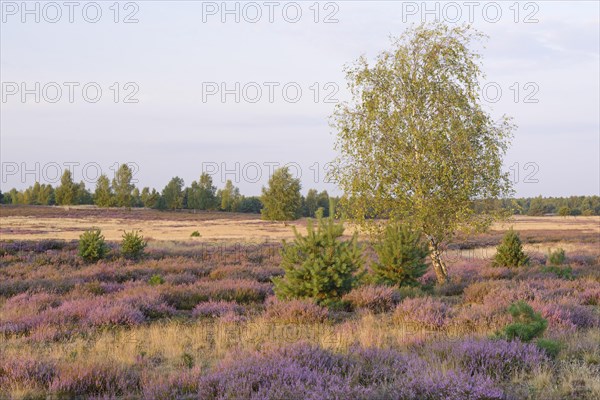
xmin=342 ymin=285 xmax=400 ymax=313
xmin=78 ymin=228 xmax=108 ymax=263
xmin=148 ymin=274 xmax=165 ymax=286
xmin=192 ymin=301 xmax=245 ymax=319
xmin=493 ymin=229 xmax=529 ymax=267
xmin=535 ymin=338 xmax=562 ymax=358
xmin=371 ymin=223 xmax=429 ymax=287
xmin=546 ymin=248 xmax=566 ymax=266
xmin=393 ymin=297 xmax=451 ymax=330
xmin=272 ymin=212 xmax=364 ymax=305
xmin=540 ymin=265 xmax=574 ymax=280
xmin=263 ymin=297 xmax=329 ymax=324
xmin=500 ymin=301 xmax=547 ymax=342
xmin=121 ymin=230 xmax=147 ymax=260
xmin=190 ymin=231 xmax=201 ymax=237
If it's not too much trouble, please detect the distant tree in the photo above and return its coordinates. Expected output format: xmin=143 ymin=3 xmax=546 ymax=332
xmin=162 ymin=177 xmax=185 ymax=210
xmin=112 ymin=164 xmax=134 ymax=207
xmin=94 ymin=175 xmax=114 ymax=207
xmin=570 ymin=208 xmax=582 ymax=216
xmin=317 ymin=191 xmax=330 ymax=217
xmin=38 ymin=184 xmax=54 ymax=205
xmin=303 ymin=189 xmax=319 ymax=217
xmin=188 ymin=173 xmax=218 ymax=210
xmin=141 ymin=187 xmax=160 ymax=208
xmin=218 ymin=180 xmax=242 ymax=211
xmin=55 ymin=170 xmax=78 ymax=205
xmin=331 ymin=24 xmax=514 ymax=284
xmin=8 ymin=188 xmax=19 ymax=204
xmin=557 ymin=206 xmax=570 ymax=217
xmin=238 ymin=196 xmax=263 ymax=213
xmin=261 ymin=167 xmax=302 ymax=221
xmin=527 ymin=196 xmax=545 ymax=216
xmin=131 ymin=187 xmax=142 ymax=207
xmin=76 ymin=182 xmax=93 ymax=204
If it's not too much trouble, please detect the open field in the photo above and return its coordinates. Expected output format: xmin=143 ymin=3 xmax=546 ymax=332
xmin=1 ymin=206 xmax=599 ymax=399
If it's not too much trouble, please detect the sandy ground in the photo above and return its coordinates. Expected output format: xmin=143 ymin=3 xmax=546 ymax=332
xmin=0 ymin=206 xmax=598 ymax=246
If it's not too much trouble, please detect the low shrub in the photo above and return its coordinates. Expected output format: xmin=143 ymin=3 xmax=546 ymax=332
xmin=493 ymin=229 xmax=529 ymax=268
xmin=121 ymin=230 xmax=147 ymax=260
xmin=535 ymin=338 xmax=562 ymax=358
xmin=192 ymin=301 xmax=245 ymax=319
xmin=500 ymin=301 xmax=547 ymax=342
xmin=342 ymin=285 xmax=400 ymax=313
xmin=547 ymin=248 xmax=566 ymax=266
xmin=190 ymin=231 xmax=201 ymax=237
xmin=393 ymin=297 xmax=451 ymax=330
xmin=78 ymin=229 xmax=108 ymax=263
xmin=148 ymin=274 xmax=165 ymax=286
xmin=263 ymin=297 xmax=329 ymax=324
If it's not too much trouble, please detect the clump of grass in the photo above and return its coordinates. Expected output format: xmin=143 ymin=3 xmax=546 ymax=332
xmin=190 ymin=231 xmax=201 ymax=237
xmin=148 ymin=274 xmax=165 ymax=286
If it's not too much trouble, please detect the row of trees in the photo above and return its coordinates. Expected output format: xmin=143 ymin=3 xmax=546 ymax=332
xmin=2 ymin=168 xmax=598 ymax=219
xmin=0 ymin=165 xmax=335 ymax=218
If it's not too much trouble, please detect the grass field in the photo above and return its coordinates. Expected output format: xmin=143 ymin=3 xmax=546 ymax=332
xmin=1 ymin=206 xmax=599 ymax=399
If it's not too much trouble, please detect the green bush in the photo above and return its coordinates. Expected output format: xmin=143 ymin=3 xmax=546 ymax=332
xmin=500 ymin=301 xmax=547 ymax=342
xmin=372 ymin=224 xmax=429 ymax=287
xmin=121 ymin=230 xmax=147 ymax=260
xmin=535 ymin=338 xmax=562 ymax=358
xmin=78 ymin=228 xmax=108 ymax=263
xmin=546 ymin=248 xmax=566 ymax=266
xmin=190 ymin=231 xmax=201 ymax=237
xmin=272 ymin=211 xmax=364 ymax=305
xmin=493 ymin=228 xmax=529 ymax=267
xmin=540 ymin=265 xmax=574 ymax=280
xmin=148 ymin=274 xmax=165 ymax=286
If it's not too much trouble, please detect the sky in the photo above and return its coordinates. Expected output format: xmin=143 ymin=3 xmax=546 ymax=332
xmin=1 ymin=0 xmax=599 ymax=197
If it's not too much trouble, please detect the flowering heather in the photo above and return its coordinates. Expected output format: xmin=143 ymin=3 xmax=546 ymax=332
xmin=394 ymin=297 xmax=452 ymax=329
xmin=428 ymin=338 xmax=547 ymax=379
xmin=263 ymin=297 xmax=329 ymax=324
xmin=193 ymin=301 xmax=245 ymax=319
xmin=196 ymin=343 xmax=505 ymax=400
xmin=49 ymin=362 xmax=141 ymax=397
xmin=342 ymin=285 xmax=401 ymax=313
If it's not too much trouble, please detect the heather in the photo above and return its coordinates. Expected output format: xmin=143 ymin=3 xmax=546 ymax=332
xmin=1 ymin=219 xmax=599 ymax=399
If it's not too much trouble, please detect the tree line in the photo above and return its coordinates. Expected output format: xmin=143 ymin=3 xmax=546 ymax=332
xmin=0 ymin=164 xmax=336 ymax=218
xmin=2 ymin=165 xmax=598 ymax=218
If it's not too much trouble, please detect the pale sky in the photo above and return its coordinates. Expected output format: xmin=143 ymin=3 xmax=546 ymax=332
xmin=1 ymin=1 xmax=599 ymax=197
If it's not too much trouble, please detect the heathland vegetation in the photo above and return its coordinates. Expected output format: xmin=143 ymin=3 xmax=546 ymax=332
xmin=1 ymin=23 xmax=598 ymax=399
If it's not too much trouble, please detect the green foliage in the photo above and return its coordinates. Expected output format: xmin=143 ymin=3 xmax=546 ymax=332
xmin=112 ymin=164 xmax=135 ymax=207
xmin=55 ymin=170 xmax=78 ymax=205
xmin=372 ymin=223 xmax=429 ymax=287
xmin=493 ymin=229 xmax=529 ymax=267
xmin=162 ymin=177 xmax=185 ymax=210
xmin=218 ymin=180 xmax=242 ymax=212
xmin=500 ymin=301 xmax=547 ymax=342
xmin=148 ymin=274 xmax=165 ymax=286
xmin=188 ymin=173 xmax=218 ymax=210
xmin=78 ymin=228 xmax=108 ymax=263
xmin=540 ymin=265 xmax=574 ymax=280
xmin=557 ymin=206 xmax=570 ymax=217
xmin=535 ymin=338 xmax=562 ymax=359
xmin=190 ymin=231 xmax=201 ymax=237
xmin=141 ymin=187 xmax=161 ymax=208
xmin=261 ymin=167 xmax=302 ymax=221
xmin=94 ymin=174 xmax=114 ymax=207
xmin=546 ymin=248 xmax=566 ymax=266
xmin=331 ymin=24 xmax=514 ymax=284
xmin=237 ymin=196 xmax=263 ymax=213
xmin=273 ymin=212 xmax=364 ymax=305
xmin=121 ymin=230 xmax=147 ymax=260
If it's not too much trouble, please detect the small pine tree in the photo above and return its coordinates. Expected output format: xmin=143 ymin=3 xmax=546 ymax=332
xmin=493 ymin=228 xmax=529 ymax=267
xmin=273 ymin=211 xmax=364 ymax=305
xmin=546 ymin=248 xmax=566 ymax=266
xmin=501 ymin=301 xmax=547 ymax=342
xmin=372 ymin=224 xmax=429 ymax=287
xmin=78 ymin=228 xmax=108 ymax=263
xmin=121 ymin=230 xmax=147 ymax=260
